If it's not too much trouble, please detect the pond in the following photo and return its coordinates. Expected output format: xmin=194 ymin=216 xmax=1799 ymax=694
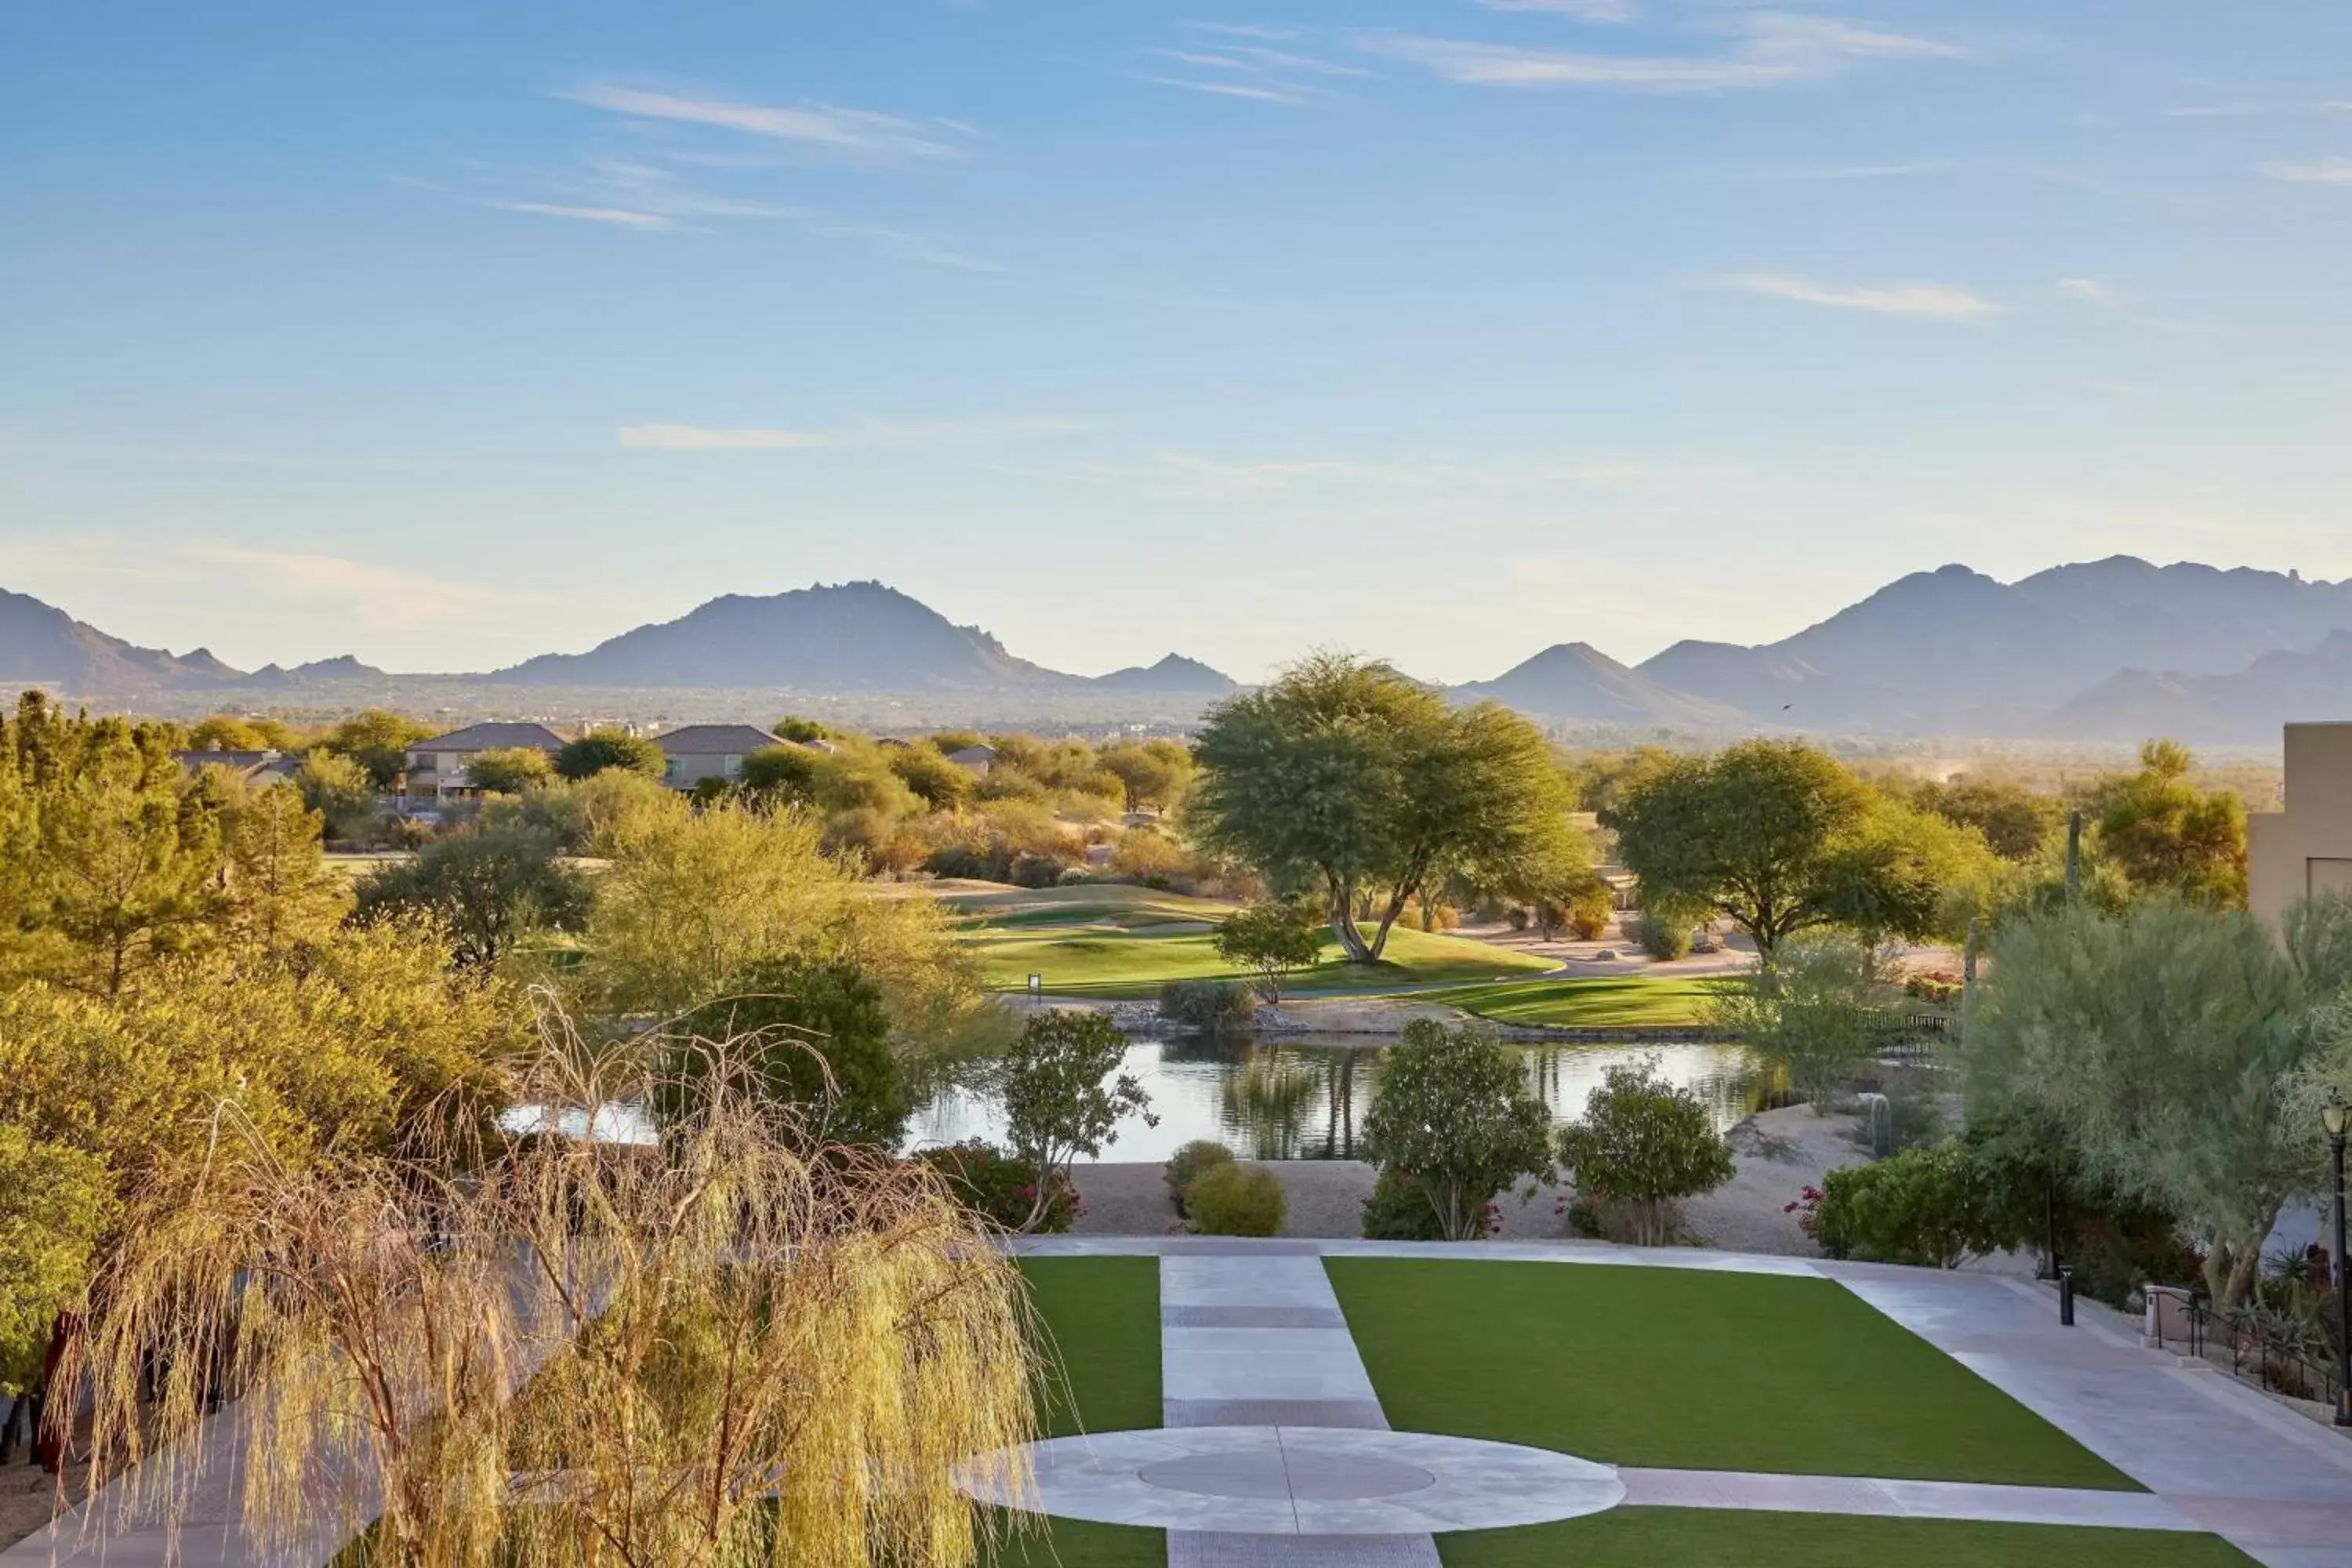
xmin=906 ymin=1032 xmax=1752 ymax=1164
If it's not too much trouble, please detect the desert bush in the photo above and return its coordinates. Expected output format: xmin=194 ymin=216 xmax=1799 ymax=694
xmin=1556 ymin=1062 xmax=1733 ymax=1246
xmin=1163 ymin=1140 xmax=1236 ymax=1214
xmin=1109 ymin=828 xmax=1188 ymax=881
xmin=1185 ymin=1161 xmax=1286 ymax=1236
xmin=1803 ymin=1139 xmax=2000 ymax=1268
xmin=1158 ymin=978 xmax=1258 ymax=1032
xmin=1633 ymin=909 xmax=1693 ymax=960
xmin=1010 ymin=852 xmax=1069 ymax=889
xmin=913 ymin=1139 xmax=1077 ymax=1233
xmin=1566 ymin=880 xmax=1614 ymax=941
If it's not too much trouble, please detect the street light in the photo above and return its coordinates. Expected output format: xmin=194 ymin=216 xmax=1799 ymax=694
xmin=2325 ymin=1089 xmax=2350 ymax=1428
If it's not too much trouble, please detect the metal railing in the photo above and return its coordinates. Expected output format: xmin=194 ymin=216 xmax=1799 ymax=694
xmin=2152 ymin=1288 xmax=2344 ymax=1406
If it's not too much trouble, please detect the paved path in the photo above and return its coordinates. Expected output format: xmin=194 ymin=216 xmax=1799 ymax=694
xmin=1011 ymin=1236 xmax=2352 ymax=1567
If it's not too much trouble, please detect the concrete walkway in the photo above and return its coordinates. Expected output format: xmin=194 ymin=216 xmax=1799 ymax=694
xmin=1013 ymin=1236 xmax=2352 ymax=1567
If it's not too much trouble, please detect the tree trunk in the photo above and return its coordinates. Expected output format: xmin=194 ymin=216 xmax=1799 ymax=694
xmin=1366 ymin=888 xmax=1410 ymax=961
xmin=1327 ymin=883 xmax=1374 ymax=964
xmin=34 ymin=1312 xmax=74 ymax=1473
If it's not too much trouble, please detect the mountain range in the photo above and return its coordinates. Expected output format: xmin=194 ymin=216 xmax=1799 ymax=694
xmin=2 ymin=561 xmax=2347 ymax=742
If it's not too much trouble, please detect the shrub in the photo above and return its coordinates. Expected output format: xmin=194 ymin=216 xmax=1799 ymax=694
xmin=1109 ymin=829 xmax=1188 ymax=881
xmin=1566 ymin=880 xmax=1615 ymax=942
xmin=1633 ymin=909 xmax=1693 ymax=961
xmin=1361 ymin=1020 xmax=1553 ymax=1240
xmin=1803 ymin=1138 xmax=2000 ymax=1268
xmin=913 ymin=1139 xmax=1077 ymax=1233
xmin=555 ymin=729 xmax=665 ymax=782
xmin=1158 ymin=978 xmax=1258 ymax=1032
xmin=1360 ymin=1169 xmax=1494 ymax=1240
xmin=1706 ymin=934 xmax=1900 ymax=1109
xmin=1163 ymin=1140 xmax=1235 ymax=1214
xmin=1556 ymin=1062 xmax=1733 ymax=1246
xmin=1213 ymin=902 xmax=1323 ymax=1001
xmin=662 ymin=958 xmax=909 ymax=1149
xmin=1010 ymin=852 xmax=1068 ymax=889
xmin=1185 ymin=1161 xmax=1287 ymax=1236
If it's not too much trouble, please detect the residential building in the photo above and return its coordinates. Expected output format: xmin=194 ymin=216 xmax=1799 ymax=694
xmin=946 ymin=743 xmax=997 ymax=776
xmin=2249 ymin=723 xmax=2352 ymax=925
xmin=402 ymin=722 xmax=568 ymax=803
xmin=652 ymin=724 xmax=788 ymax=792
xmin=173 ymin=748 xmax=299 ymax=787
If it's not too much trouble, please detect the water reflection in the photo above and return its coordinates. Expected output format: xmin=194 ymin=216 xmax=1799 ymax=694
xmin=907 ymin=1031 xmax=1749 ymax=1165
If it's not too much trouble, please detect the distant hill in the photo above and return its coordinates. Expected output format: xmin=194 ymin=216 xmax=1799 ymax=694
xmin=242 ymin=654 xmax=385 ymax=686
xmin=1453 ymin=642 xmax=1747 ymax=728
xmin=488 ymin=582 xmax=1066 ymax=690
xmin=2045 ymin=630 xmax=2352 ymax=744
xmin=0 ymin=586 xmax=241 ymax=695
xmin=1091 ymin=653 xmax=1238 ymax=695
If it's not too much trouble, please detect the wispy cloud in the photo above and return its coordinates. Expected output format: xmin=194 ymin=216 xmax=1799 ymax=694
xmin=2055 ymin=277 xmax=2214 ymax=336
xmin=795 ymin=220 xmax=1004 ymax=272
xmin=619 ymin=418 xmax=1086 ymax=452
xmin=559 ymin=82 xmax=965 ymax=159
xmin=480 ymin=201 xmax=674 ymax=230
xmin=1722 ymin=274 xmax=2000 ymax=318
xmin=1359 ymin=9 xmax=1969 ymax=92
xmin=1145 ymin=26 xmax=1368 ymax=103
xmin=1145 ymin=74 xmax=1319 ymax=104
xmin=1183 ymin=21 xmax=1301 ymax=41
xmin=2258 ymin=156 xmax=2352 ymax=184
xmin=2056 ymin=277 xmax=2124 ymax=310
xmin=180 ymin=544 xmax=552 ymax=630
xmin=1479 ymin=0 xmax=1638 ymax=20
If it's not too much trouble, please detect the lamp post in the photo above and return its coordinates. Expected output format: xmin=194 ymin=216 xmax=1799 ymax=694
xmin=2326 ymin=1089 xmax=2351 ymax=1428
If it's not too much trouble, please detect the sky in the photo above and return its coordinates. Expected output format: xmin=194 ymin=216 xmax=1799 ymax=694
xmin=5 ymin=1 xmax=2351 ymax=685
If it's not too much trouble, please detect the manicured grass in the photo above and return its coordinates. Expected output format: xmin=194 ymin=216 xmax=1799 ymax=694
xmin=985 ymin=1515 xmax=1166 ymax=1568
xmin=1413 ymin=975 xmax=1720 ymax=1029
xmin=1327 ymin=1260 xmax=2135 ymax=1490
xmin=1439 ymin=1511 xmax=2256 ymax=1567
xmin=1020 ymin=1257 xmax=1162 ymax=1438
xmin=972 ymin=923 xmax=1555 ymax=999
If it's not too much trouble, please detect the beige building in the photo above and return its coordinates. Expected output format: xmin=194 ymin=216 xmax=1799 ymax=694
xmin=2249 ymin=723 xmax=2352 ymax=924
xmin=652 ymin=724 xmax=788 ymax=792
xmin=402 ymin=722 xmax=569 ymax=804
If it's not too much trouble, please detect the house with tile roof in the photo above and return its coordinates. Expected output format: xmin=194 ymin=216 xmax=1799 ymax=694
xmin=402 ymin=722 xmax=570 ymax=803
xmin=652 ymin=724 xmax=790 ymax=793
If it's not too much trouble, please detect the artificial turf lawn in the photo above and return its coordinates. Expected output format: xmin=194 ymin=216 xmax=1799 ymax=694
xmin=1412 ymin=975 xmax=1718 ymax=1028
xmin=1436 ymin=1510 xmax=2256 ymax=1567
xmin=971 ymin=921 xmax=1555 ymax=999
xmin=983 ymin=1514 xmax=1166 ymax=1568
xmin=1326 ymin=1259 xmax=2136 ymax=1490
xmin=1020 ymin=1256 xmax=1162 ymax=1438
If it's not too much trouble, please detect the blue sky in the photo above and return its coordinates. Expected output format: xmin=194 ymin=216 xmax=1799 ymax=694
xmin=5 ymin=1 xmax=2350 ymax=682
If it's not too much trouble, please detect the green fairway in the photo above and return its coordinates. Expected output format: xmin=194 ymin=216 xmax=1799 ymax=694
xmin=1327 ymin=1259 xmax=2135 ymax=1490
xmin=1021 ymin=1256 xmax=1162 ymax=1437
xmin=1413 ymin=975 xmax=1720 ymax=1028
xmin=971 ymin=921 xmax=1555 ymax=999
xmin=1438 ymin=1510 xmax=2256 ymax=1567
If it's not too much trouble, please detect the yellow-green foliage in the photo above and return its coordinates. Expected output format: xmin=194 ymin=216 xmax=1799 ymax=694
xmin=69 ymin=1018 xmax=1041 ymax=1568
xmin=1184 ymin=1160 xmax=1287 ymax=1236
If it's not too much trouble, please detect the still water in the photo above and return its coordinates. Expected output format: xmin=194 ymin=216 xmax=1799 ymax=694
xmin=906 ymin=1032 xmax=1750 ymax=1164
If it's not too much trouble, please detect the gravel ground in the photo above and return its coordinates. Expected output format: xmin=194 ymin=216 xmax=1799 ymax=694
xmin=1069 ymin=1105 xmax=1875 ymax=1253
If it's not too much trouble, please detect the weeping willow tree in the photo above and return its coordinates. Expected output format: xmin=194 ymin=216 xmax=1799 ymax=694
xmin=63 ymin=1003 xmax=1040 ymax=1568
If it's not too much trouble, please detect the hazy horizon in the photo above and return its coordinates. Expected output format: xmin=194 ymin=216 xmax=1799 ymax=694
xmin=8 ymin=2 xmax=2350 ymax=684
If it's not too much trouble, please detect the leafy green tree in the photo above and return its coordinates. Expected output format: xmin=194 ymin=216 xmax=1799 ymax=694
xmin=1962 ymin=896 xmax=2352 ymax=1305
xmin=994 ymin=1010 xmax=1155 ymax=1229
xmin=2089 ymin=739 xmax=2248 ymax=908
xmin=1360 ymin=1019 xmax=1552 ymax=1240
xmin=295 ymin=747 xmax=379 ymax=841
xmin=773 ymin=715 xmax=828 ymax=744
xmin=1191 ymin=654 xmax=1580 ymax=963
xmin=220 ymin=782 xmax=349 ymax=961
xmin=0 ymin=1124 xmax=111 ymax=1393
xmin=1611 ymin=739 xmax=1954 ymax=964
xmin=666 ymin=959 xmax=909 ymax=1148
xmin=740 ymin=742 xmax=824 ymax=801
xmin=1706 ymin=933 xmax=1902 ymax=1109
xmin=554 ymin=728 xmax=665 ymax=782
xmin=324 ymin=710 xmax=434 ymax=790
xmin=1214 ymin=902 xmax=1323 ymax=1001
xmin=184 ymin=714 xmax=268 ymax=752
xmin=885 ymin=744 xmax=971 ymax=809
xmin=1557 ymin=1062 xmax=1733 ymax=1246
xmin=1909 ymin=777 xmax=2063 ymax=862
xmin=463 ymin=746 xmax=554 ymax=796
xmin=354 ymin=817 xmax=590 ymax=967
xmin=1817 ymin=794 xmax=1992 ymax=952
xmin=1100 ymin=739 xmax=1196 ymax=815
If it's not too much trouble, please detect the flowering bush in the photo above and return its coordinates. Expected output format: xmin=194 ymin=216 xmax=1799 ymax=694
xmin=913 ymin=1139 xmax=1077 ymax=1233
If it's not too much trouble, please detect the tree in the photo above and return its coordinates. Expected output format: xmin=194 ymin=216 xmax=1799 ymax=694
xmin=1214 ymin=902 xmax=1323 ymax=1001
xmin=296 ymin=746 xmax=379 ymax=841
xmin=64 ymin=1021 xmax=1036 ymax=1568
xmin=774 ymin=715 xmax=828 ymax=743
xmin=220 ymin=781 xmax=349 ymax=961
xmin=1705 ymin=933 xmax=1901 ymax=1109
xmin=464 ymin=745 xmax=554 ymax=796
xmin=1611 ymin=739 xmax=1923 ymax=964
xmin=1816 ymin=794 xmax=1992 ymax=954
xmin=184 ymin=714 xmax=267 ymax=752
xmin=666 ymin=959 xmax=910 ymax=1148
xmin=1557 ymin=1062 xmax=1733 ymax=1246
xmin=1359 ymin=1019 xmax=1553 ymax=1240
xmin=739 ymin=742 xmax=823 ymax=801
xmin=1191 ymin=654 xmax=1581 ymax=963
xmin=2089 ymin=739 xmax=2248 ymax=908
xmin=555 ymin=728 xmax=665 ymax=782
xmin=354 ymin=816 xmax=591 ymax=967
xmin=1909 ymin=776 xmax=2063 ymax=862
xmin=995 ymin=1010 xmax=1155 ymax=1230
xmin=886 ymin=743 xmax=972 ymax=809
xmin=324 ymin=709 xmax=433 ymax=790
xmin=1962 ymin=896 xmax=2352 ymax=1305
xmin=0 ymin=1124 xmax=110 ymax=1393
xmin=1100 ymin=740 xmax=1196 ymax=815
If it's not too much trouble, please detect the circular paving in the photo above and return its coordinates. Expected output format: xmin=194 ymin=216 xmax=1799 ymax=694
xmin=959 ymin=1425 xmax=1627 ymax=1535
